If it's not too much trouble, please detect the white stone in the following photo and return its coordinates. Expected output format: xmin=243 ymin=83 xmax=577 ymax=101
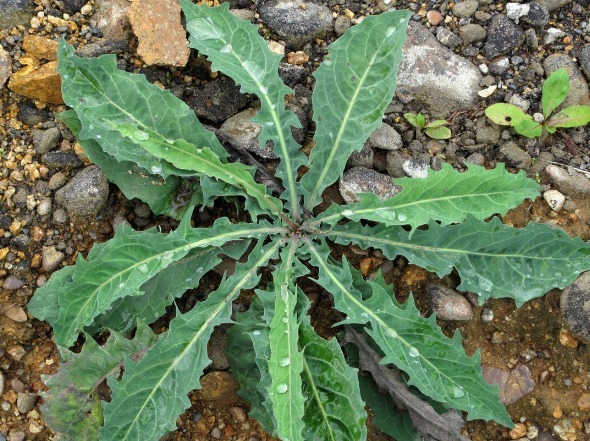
xmin=544 ymin=27 xmax=566 ymax=44
xmin=478 ymin=85 xmax=497 ymax=97
xmin=506 ymin=3 xmax=530 ymax=23
xmin=543 ymin=189 xmax=565 ymax=212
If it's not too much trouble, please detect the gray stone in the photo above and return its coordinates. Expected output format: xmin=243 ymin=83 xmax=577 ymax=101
xmin=543 ymin=54 xmax=590 ymax=108
xmin=521 ymin=2 xmax=549 ymax=27
xmin=0 ymin=0 xmax=35 ymax=30
xmin=208 ymin=328 xmax=230 ymax=370
xmin=48 ymin=172 xmax=67 ymax=190
xmin=427 ymin=285 xmax=473 ymax=320
xmin=544 ymin=27 xmax=566 ymax=45
xmin=498 ymin=141 xmax=531 ymax=168
xmin=8 ymin=431 xmax=25 ymax=441
xmin=453 ymin=0 xmax=479 ymax=18
xmin=93 ymin=0 xmax=131 ymax=40
xmin=219 ymin=108 xmax=274 ymax=158
xmin=339 ymin=167 xmax=401 ymax=204
xmin=0 ymin=46 xmax=11 ymax=88
xmin=366 ymin=123 xmax=403 ymax=151
xmin=347 ymin=144 xmax=374 ymax=168
xmin=188 ymin=77 xmax=252 ymax=123
xmin=16 ymin=393 xmax=37 ymax=414
xmin=484 ymin=14 xmax=525 ymax=59
xmin=524 ymin=28 xmax=539 ymax=49
xmin=561 ymin=272 xmax=590 ymax=343
xmin=534 ymin=0 xmax=571 ymax=11
xmin=402 ymin=159 xmax=429 ymax=178
xmin=3 ymin=276 xmax=25 ymax=290
xmin=17 ymin=104 xmax=50 ymax=127
xmin=506 ymin=2 xmax=530 ymax=22
xmin=481 ymin=364 xmax=535 ymax=404
xmin=258 ymin=0 xmax=333 ymax=49
xmin=42 ymin=246 xmax=65 ymax=272
xmin=460 ymin=24 xmax=487 ymax=44
xmin=386 ymin=151 xmax=408 ymax=177
xmin=55 ymin=166 xmax=109 ymax=219
xmin=435 ymin=27 xmax=462 ymax=49
xmin=278 ymin=63 xmax=307 ymax=88
xmin=545 ymin=164 xmax=590 ymax=196
xmin=465 ymin=152 xmax=485 ymax=166
xmin=43 ymin=151 xmax=84 ymax=169
xmin=76 ymin=39 xmax=129 ymax=58
xmin=489 ymin=56 xmax=510 ymax=74
xmin=397 ymin=23 xmax=482 ymax=118
xmin=32 ymin=127 xmax=61 ymax=154
xmin=58 ymin=0 xmax=86 ymax=14
xmin=334 ymin=15 xmax=351 ymax=36
xmin=579 ymin=44 xmax=590 ymax=82
xmin=475 ymin=116 xmax=501 ymax=144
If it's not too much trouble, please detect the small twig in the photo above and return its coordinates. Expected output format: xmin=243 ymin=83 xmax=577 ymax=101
xmin=344 ymin=326 xmax=470 ymax=441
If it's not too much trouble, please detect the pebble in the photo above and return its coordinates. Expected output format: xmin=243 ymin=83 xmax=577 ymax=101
xmin=560 ymin=272 xmax=590 ymax=343
xmin=36 ymin=197 xmax=52 ymax=216
xmin=347 ymin=144 xmax=374 ymax=168
xmin=427 ymin=285 xmax=473 ymax=320
xmin=8 ymin=432 xmax=25 ymax=441
xmin=32 ymin=127 xmax=61 ymax=154
xmin=506 ymin=3 xmax=530 ymax=22
xmin=545 ymin=164 xmax=590 ymax=196
xmin=436 ymin=27 xmax=463 ymax=49
xmin=521 ymin=2 xmax=549 ymax=27
xmin=339 ymin=167 xmax=402 ymax=204
xmin=197 ymin=372 xmax=240 ymax=407
xmin=0 ymin=0 xmax=35 ymax=29
xmin=16 ymin=393 xmax=37 ymax=414
xmin=4 ymin=305 xmax=27 ymax=323
xmin=484 ymin=14 xmax=525 ymax=59
xmin=578 ymin=44 xmax=590 ymax=80
xmin=48 ymin=171 xmax=67 ymax=190
xmin=0 ymin=46 xmax=11 ymax=89
xmin=460 ymin=23 xmax=487 ymax=44
xmin=257 ymin=0 xmax=333 ymax=49
xmin=498 ymin=141 xmax=531 ymax=168
xmin=93 ymin=0 xmax=131 ymax=40
xmin=188 ymin=78 xmax=252 ymax=124
xmin=402 ymin=159 xmax=429 ymax=178
xmin=543 ymin=189 xmax=565 ymax=212
xmin=6 ymin=345 xmax=26 ymax=362
xmin=210 ymin=427 xmax=221 ymax=439
xmin=553 ymin=419 xmax=576 ymax=441
xmin=42 ymin=246 xmax=66 ymax=272
xmin=55 ymin=166 xmax=109 ymax=219
xmin=544 ymin=27 xmax=566 ymax=44
xmin=2 ymin=276 xmax=25 ymax=290
xmin=481 ymin=364 xmax=535 ymax=404
xmin=219 ymin=108 xmax=274 ymax=158
xmin=0 ymin=372 xmax=3 ymax=396
xmin=366 ymin=123 xmax=403 ymax=151
xmin=398 ymin=23 xmax=482 ymax=117
xmin=510 ymin=423 xmax=527 ymax=439
xmin=426 ymin=10 xmax=444 ymax=26
xmin=577 ymin=393 xmax=590 ymax=411
xmin=8 ymin=61 xmax=64 ymax=104
xmin=229 ymin=406 xmax=247 ymax=423
xmin=453 ymin=0 xmax=479 ymax=18
xmin=43 ymin=151 xmax=84 ymax=169
xmin=10 ymin=379 xmax=25 ymax=394
xmin=535 ymin=0 xmax=571 ymax=11
xmin=333 ymin=15 xmax=351 ymax=36
xmin=59 ymin=0 xmax=86 ymax=14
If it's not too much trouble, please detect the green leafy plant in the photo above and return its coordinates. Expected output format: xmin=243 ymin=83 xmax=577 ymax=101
xmin=27 ymin=3 xmax=590 ymax=440
xmin=485 ymin=68 xmax=590 ymax=138
xmin=404 ymin=111 xmax=451 ymax=139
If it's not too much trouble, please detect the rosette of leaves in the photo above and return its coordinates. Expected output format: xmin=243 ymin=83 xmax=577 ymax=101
xmin=485 ymin=68 xmax=590 ymax=138
xmin=404 ymin=112 xmax=451 ymax=140
xmin=27 ymin=2 xmax=590 ymax=440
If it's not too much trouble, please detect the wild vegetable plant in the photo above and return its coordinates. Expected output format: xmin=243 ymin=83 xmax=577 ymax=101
xmin=404 ymin=111 xmax=451 ymax=139
xmin=27 ymin=2 xmax=590 ymax=440
xmin=485 ymin=68 xmax=590 ymax=138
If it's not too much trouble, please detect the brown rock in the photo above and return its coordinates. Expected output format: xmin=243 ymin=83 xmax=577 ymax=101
xmin=129 ymin=0 xmax=189 ymax=67
xmin=8 ymin=61 xmax=63 ymax=104
xmin=0 ymin=46 xmax=11 ymax=88
xmin=197 ymin=371 xmax=239 ymax=407
xmin=4 ymin=305 xmax=27 ymax=322
xmin=559 ymin=327 xmax=579 ymax=348
xmin=482 ymin=364 xmax=535 ymax=405
xmin=426 ymin=10 xmax=444 ymax=26
xmin=577 ymin=393 xmax=590 ymax=411
xmin=22 ymin=36 xmax=58 ymax=60
xmin=509 ymin=423 xmax=527 ymax=439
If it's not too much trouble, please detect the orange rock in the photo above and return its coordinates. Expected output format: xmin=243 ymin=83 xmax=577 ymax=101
xmin=577 ymin=393 xmax=590 ymax=411
xmin=196 ymin=371 xmax=240 ymax=407
xmin=509 ymin=423 xmax=526 ymax=439
xmin=8 ymin=61 xmax=63 ymax=104
xmin=553 ymin=405 xmax=563 ymax=418
xmin=287 ymin=50 xmax=309 ymax=66
xmin=559 ymin=327 xmax=579 ymax=348
xmin=128 ymin=0 xmax=189 ymax=66
xmin=22 ymin=35 xmax=58 ymax=61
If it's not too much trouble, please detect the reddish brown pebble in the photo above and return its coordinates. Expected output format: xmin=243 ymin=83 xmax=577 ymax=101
xmin=577 ymin=393 xmax=590 ymax=411
xmin=427 ymin=10 xmax=444 ymax=26
xmin=509 ymin=423 xmax=526 ymax=439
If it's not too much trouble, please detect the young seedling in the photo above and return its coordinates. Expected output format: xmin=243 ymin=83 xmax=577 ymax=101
xmin=404 ymin=111 xmax=451 ymax=139
xmin=26 ymin=3 xmax=590 ymax=441
xmin=485 ymin=68 xmax=590 ymax=138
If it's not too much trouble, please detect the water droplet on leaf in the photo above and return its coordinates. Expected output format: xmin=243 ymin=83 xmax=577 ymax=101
xmin=279 ymin=357 xmax=290 ymax=367
xmin=408 ymin=346 xmax=419 ymax=357
xmin=138 ymin=264 xmax=149 ymax=274
xmin=386 ymin=328 xmax=398 ymax=338
xmin=134 ymin=130 xmax=149 ymax=141
xmin=397 ymin=213 xmax=408 ymax=222
xmin=451 ymin=385 xmax=465 ymax=398
xmin=220 ymin=44 xmax=232 ymax=53
xmin=276 ymin=383 xmax=288 ymax=394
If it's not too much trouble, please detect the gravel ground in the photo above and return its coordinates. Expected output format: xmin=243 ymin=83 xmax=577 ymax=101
xmin=2 ymin=0 xmax=590 ymax=439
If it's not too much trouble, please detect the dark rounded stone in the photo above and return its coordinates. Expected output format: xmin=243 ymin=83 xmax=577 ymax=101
xmin=521 ymin=2 xmax=550 ymax=27
xmin=56 ymin=0 xmax=86 ymax=14
xmin=187 ymin=77 xmax=252 ymax=123
xmin=484 ymin=14 xmax=525 ymax=59
xmin=560 ymin=272 xmax=590 ymax=343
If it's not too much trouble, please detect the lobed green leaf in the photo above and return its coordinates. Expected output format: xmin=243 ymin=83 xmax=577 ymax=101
xmin=301 ymin=10 xmax=411 ymax=211
xmin=323 ymin=216 xmax=590 ymax=305
xmin=100 ymin=240 xmax=281 ymax=440
xmin=311 ymin=163 xmax=539 ymax=232
xmin=306 ymin=241 xmax=512 ymax=426
xmin=181 ymin=1 xmax=306 ymax=220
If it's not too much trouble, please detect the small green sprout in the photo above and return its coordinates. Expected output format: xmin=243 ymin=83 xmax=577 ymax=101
xmin=404 ymin=111 xmax=451 ymax=140
xmin=485 ymin=68 xmax=590 ymax=138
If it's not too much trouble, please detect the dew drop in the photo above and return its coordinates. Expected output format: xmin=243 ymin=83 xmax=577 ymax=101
xmin=279 ymin=357 xmax=290 ymax=367
xmin=220 ymin=44 xmax=232 ymax=53
xmin=252 ymin=330 xmax=261 ymax=336
xmin=138 ymin=264 xmax=149 ymax=274
xmin=386 ymin=328 xmax=398 ymax=338
xmin=323 ymin=59 xmax=332 ymax=66
xmin=89 ymin=124 xmax=95 ymax=130
xmin=408 ymin=346 xmax=419 ymax=357
xmin=270 ymin=104 xmax=276 ymax=110
xmin=554 ymin=271 xmax=563 ymax=277
xmin=451 ymin=385 xmax=465 ymax=398
xmin=276 ymin=383 xmax=288 ymax=394
xmin=118 ymin=282 xmax=125 ymax=289
xmin=150 ymin=165 xmax=162 ymax=174
xmin=342 ymin=209 xmax=354 ymax=217
xmin=96 ymin=134 xmax=102 ymax=139
xmin=134 ymin=130 xmax=149 ymax=141
xmin=281 ymin=317 xmax=288 ymax=323
xmin=163 ymin=251 xmax=174 ymax=261
xmin=259 ymin=85 xmax=268 ymax=95
xmin=385 ymin=26 xmax=396 ymax=37
xmin=397 ymin=213 xmax=408 ymax=222
xmin=360 ymin=312 xmax=369 ymax=318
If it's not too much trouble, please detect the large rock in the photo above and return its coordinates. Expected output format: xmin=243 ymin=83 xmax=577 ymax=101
xmin=397 ymin=22 xmax=482 ymax=118
xmin=339 ymin=167 xmax=401 ymax=203
xmin=219 ymin=108 xmax=275 ymax=158
xmin=22 ymin=35 xmax=58 ymax=60
xmin=482 ymin=364 xmax=535 ymax=404
xmin=187 ymin=77 xmax=252 ymax=123
xmin=560 ymin=272 xmax=590 ymax=343
xmin=484 ymin=14 xmax=525 ymax=59
xmin=543 ymin=54 xmax=590 ymax=109
xmin=8 ymin=61 xmax=63 ymax=104
xmin=258 ymin=0 xmax=333 ymax=49
xmin=0 ymin=0 xmax=35 ymax=30
xmin=55 ymin=166 xmax=109 ymax=219
xmin=534 ymin=0 xmax=571 ymax=11
xmin=0 ymin=46 xmax=11 ymax=88
xmin=129 ymin=0 xmax=189 ymax=66
xmin=93 ymin=0 xmax=131 ymax=40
